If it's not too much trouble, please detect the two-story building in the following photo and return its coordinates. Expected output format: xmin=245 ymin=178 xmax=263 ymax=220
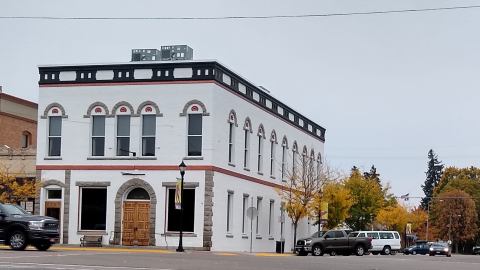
xmin=35 ymin=59 xmax=326 ymax=252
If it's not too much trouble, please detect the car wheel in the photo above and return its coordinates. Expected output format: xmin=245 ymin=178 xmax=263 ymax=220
xmin=34 ymin=242 xmax=52 ymax=251
xmin=9 ymin=231 xmax=27 ymax=251
xmin=412 ymin=251 xmax=416 ymax=255
xmin=312 ymin=245 xmax=324 ymax=256
xmin=382 ymin=246 xmax=391 ymax=255
xmin=355 ymin=245 xmax=365 ymax=256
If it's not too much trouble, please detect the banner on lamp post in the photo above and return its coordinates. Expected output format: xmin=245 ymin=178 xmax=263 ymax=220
xmin=320 ymin=202 xmax=328 ymax=223
xmin=175 ymin=178 xmax=182 ymax=210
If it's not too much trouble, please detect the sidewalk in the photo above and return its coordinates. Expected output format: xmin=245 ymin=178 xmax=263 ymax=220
xmin=0 ymin=244 xmax=295 ymax=257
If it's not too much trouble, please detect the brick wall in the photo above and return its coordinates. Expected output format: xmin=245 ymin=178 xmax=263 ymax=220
xmin=0 ymin=113 xmax=37 ymax=149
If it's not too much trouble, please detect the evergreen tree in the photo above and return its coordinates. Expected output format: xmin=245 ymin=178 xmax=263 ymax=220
xmin=364 ymin=165 xmax=381 ymax=185
xmin=420 ymin=149 xmax=444 ymax=210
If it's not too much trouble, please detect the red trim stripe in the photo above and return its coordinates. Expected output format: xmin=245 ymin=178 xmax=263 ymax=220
xmin=36 ymin=165 xmax=284 ymax=189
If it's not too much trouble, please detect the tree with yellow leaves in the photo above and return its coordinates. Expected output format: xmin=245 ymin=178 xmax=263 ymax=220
xmin=278 ymin=152 xmax=325 ymax=249
xmin=0 ymin=164 xmax=37 ymax=204
xmin=320 ymin=181 xmax=353 ymax=229
xmin=375 ymin=203 xmax=409 ymax=232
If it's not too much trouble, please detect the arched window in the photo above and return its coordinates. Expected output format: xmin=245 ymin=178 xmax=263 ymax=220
xmin=181 ymin=101 xmax=208 ymax=157
xmin=292 ymin=141 xmax=298 ymax=176
xmin=21 ymin=131 xmax=31 ymax=148
xmin=44 ymin=104 xmax=65 ymax=157
xmin=243 ymin=118 xmax=252 ymax=169
xmin=317 ymin=153 xmax=323 ymax=176
xmin=270 ymin=130 xmax=278 ymax=177
xmin=228 ymin=110 xmax=238 ymax=164
xmin=139 ymin=103 xmax=158 ymax=156
xmin=113 ymin=102 xmax=134 ymax=156
xmin=281 ymin=136 xmax=288 ymax=181
xmin=88 ymin=103 xmax=107 ymax=156
xmin=257 ymin=124 xmax=266 ymax=173
xmin=126 ymin=188 xmax=150 ymax=200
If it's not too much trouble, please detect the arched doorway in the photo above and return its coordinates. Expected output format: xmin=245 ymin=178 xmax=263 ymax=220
xmin=122 ymin=187 xmax=151 ymax=246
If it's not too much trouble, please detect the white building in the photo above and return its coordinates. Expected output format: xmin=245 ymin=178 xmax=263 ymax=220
xmin=35 ymin=59 xmax=326 ymax=252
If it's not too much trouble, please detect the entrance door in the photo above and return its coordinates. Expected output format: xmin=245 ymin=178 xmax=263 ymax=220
xmin=45 ymin=201 xmax=61 ymax=223
xmin=122 ymin=201 xmax=150 ymax=246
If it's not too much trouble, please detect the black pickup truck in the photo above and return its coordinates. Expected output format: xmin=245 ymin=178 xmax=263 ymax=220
xmin=295 ymin=229 xmax=372 ymax=256
xmin=0 ymin=203 xmax=59 ymax=251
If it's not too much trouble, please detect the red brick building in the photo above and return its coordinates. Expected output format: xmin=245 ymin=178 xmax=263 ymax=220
xmin=0 ymin=89 xmax=37 ymax=179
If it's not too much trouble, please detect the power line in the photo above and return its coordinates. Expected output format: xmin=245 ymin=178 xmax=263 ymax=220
xmin=1 ymin=5 xmax=480 ymax=21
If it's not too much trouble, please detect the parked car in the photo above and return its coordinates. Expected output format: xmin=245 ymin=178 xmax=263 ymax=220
xmin=351 ymin=231 xmax=401 ymax=255
xmin=295 ymin=229 xmax=373 ymax=256
xmin=404 ymin=242 xmax=430 ymax=255
xmin=0 ymin=203 xmax=59 ymax=251
xmin=472 ymin=245 xmax=480 ymax=255
xmin=295 ymin=231 xmax=326 ymax=256
xmin=429 ymin=242 xmax=451 ymax=257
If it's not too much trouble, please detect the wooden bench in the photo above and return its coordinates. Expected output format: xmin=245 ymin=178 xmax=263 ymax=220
xmin=80 ymin=235 xmax=103 ymax=247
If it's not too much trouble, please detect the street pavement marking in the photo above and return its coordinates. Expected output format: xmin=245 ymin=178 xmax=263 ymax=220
xmin=0 ymin=252 xmax=123 ymax=259
xmin=254 ymin=253 xmax=294 ymax=257
xmin=50 ymin=246 xmax=175 ymax=254
xmin=0 ymin=261 xmax=173 ymax=270
xmin=215 ymin=252 xmax=238 ymax=256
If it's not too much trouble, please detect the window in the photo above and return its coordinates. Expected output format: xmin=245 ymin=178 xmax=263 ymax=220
xmin=167 ymin=188 xmax=195 ymax=232
xmin=91 ymin=116 xmax=105 ymax=156
xmin=317 ymin=154 xmax=322 ymax=175
xmin=187 ymin=114 xmax=202 ymax=156
xmin=126 ymin=188 xmax=150 ymax=200
xmin=358 ymin=233 xmax=365 ymax=237
xmin=21 ymin=131 xmax=31 ymax=148
xmin=116 ymin=115 xmax=130 ymax=156
xmin=334 ymin=231 xmax=344 ymax=238
xmin=379 ymin=232 xmax=394 ymax=239
xmin=80 ymin=188 xmax=107 ymax=231
xmin=256 ymin=197 xmax=262 ymax=235
xmin=268 ymin=200 xmax=274 ymax=236
xmin=243 ymin=129 xmax=250 ymax=168
xmin=228 ymin=122 xmax=234 ymax=163
xmin=242 ymin=195 xmax=249 ymax=234
xmin=142 ymin=115 xmax=156 ymax=156
xmin=227 ymin=192 xmax=233 ymax=233
xmin=48 ymin=116 xmax=62 ymax=156
xmin=47 ymin=189 xmax=62 ymax=200
xmin=270 ymin=140 xmax=275 ymax=177
xmin=292 ymin=150 xmax=297 ymax=176
xmin=394 ymin=232 xmax=400 ymax=239
xmin=324 ymin=231 xmax=335 ymax=239
xmin=367 ymin=232 xmax=379 ymax=239
xmin=257 ymin=135 xmax=263 ymax=173
xmin=281 ymin=144 xmax=287 ymax=180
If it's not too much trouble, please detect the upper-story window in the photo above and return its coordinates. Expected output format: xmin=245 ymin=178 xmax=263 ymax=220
xmin=187 ymin=114 xmax=202 ymax=156
xmin=270 ymin=130 xmax=277 ymax=178
xmin=310 ymin=149 xmax=316 ymax=173
xmin=227 ymin=110 xmax=237 ymax=164
xmin=281 ymin=136 xmax=288 ymax=181
xmin=302 ymin=146 xmax=308 ymax=175
xmin=181 ymin=100 xmax=209 ymax=157
xmin=257 ymin=124 xmax=265 ymax=173
xmin=243 ymin=118 xmax=252 ymax=169
xmin=92 ymin=115 xmax=105 ymax=156
xmin=43 ymin=103 xmax=67 ymax=157
xmin=292 ymin=141 xmax=298 ymax=176
xmin=48 ymin=116 xmax=62 ymax=156
xmin=142 ymin=115 xmax=156 ymax=156
xmin=85 ymin=102 xmax=109 ymax=157
xmin=116 ymin=115 xmax=131 ymax=156
xmin=317 ymin=153 xmax=323 ymax=176
xmin=21 ymin=131 xmax=31 ymax=148
xmin=113 ymin=102 xmax=134 ymax=156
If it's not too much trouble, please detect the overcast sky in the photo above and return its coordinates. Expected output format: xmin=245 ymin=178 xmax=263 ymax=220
xmin=2 ymin=0 xmax=480 ymax=205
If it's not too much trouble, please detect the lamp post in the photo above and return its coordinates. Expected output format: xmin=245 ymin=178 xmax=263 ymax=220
xmin=426 ymin=199 xmax=443 ymax=241
xmin=176 ymin=161 xmax=186 ymax=252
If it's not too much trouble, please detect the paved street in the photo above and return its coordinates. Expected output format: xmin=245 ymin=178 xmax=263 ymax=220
xmin=0 ymin=247 xmax=479 ymax=270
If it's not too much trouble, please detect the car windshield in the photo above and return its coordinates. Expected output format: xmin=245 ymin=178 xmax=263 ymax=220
xmin=311 ymin=231 xmax=325 ymax=238
xmin=2 ymin=204 xmax=30 ymax=216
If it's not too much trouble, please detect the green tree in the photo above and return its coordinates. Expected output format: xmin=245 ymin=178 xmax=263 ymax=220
xmin=420 ymin=149 xmax=443 ymax=210
xmin=345 ymin=168 xmax=384 ymax=230
xmin=364 ymin=165 xmax=380 ymax=186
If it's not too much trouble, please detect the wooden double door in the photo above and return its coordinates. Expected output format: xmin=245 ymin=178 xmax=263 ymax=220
xmin=122 ymin=201 xmax=150 ymax=246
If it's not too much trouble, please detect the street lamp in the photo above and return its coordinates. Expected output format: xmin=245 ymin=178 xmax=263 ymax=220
xmin=176 ymin=161 xmax=187 ymax=252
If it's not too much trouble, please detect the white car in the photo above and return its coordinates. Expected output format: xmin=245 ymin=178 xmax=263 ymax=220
xmin=352 ymin=231 xmax=401 ymax=255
